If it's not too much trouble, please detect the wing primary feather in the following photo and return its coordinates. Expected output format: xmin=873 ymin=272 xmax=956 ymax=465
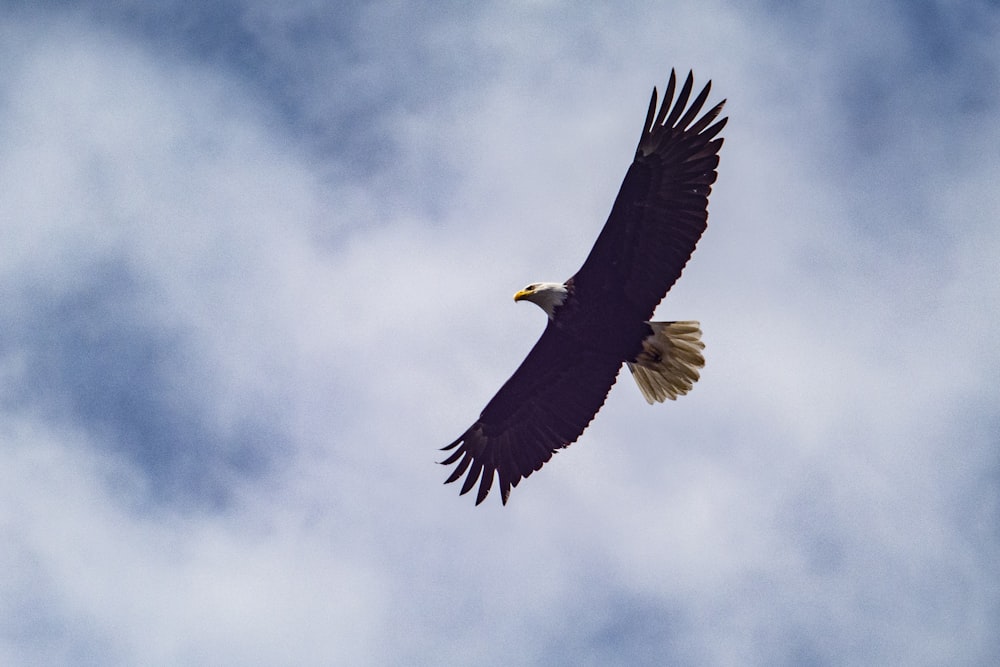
xmin=688 ymin=100 xmax=727 ymax=135
xmin=498 ymin=433 xmax=521 ymax=500
xmin=676 ymin=81 xmax=712 ymax=129
xmin=663 ymin=71 xmax=695 ymax=128
xmin=443 ymin=450 xmax=473 ymax=484
xmin=439 ymin=438 xmax=465 ymax=464
xmin=642 ymin=88 xmax=658 ymax=137
xmin=701 ymin=116 xmax=729 ymax=142
xmin=655 ymin=69 xmax=677 ymax=128
xmin=497 ymin=465 xmax=512 ymax=506
xmin=460 ymin=460 xmax=483 ymax=496
xmin=476 ymin=466 xmax=495 ymax=505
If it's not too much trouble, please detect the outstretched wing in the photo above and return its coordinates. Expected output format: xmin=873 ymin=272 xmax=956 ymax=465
xmin=441 ymin=321 xmax=623 ymax=505
xmin=571 ymin=70 xmax=727 ymax=320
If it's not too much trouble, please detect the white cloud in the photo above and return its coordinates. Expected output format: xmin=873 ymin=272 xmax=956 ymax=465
xmin=1 ymin=2 xmax=997 ymax=665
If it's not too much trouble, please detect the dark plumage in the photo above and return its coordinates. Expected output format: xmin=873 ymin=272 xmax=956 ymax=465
xmin=442 ymin=70 xmax=727 ymax=505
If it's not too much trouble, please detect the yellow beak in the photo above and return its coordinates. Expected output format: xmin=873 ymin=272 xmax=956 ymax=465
xmin=513 ymin=289 xmax=530 ymax=302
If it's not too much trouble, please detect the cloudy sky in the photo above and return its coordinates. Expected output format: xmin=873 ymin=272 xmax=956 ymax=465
xmin=2 ymin=1 xmax=998 ymax=665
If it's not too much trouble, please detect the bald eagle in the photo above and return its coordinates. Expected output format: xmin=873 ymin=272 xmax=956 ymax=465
xmin=442 ymin=70 xmax=727 ymax=505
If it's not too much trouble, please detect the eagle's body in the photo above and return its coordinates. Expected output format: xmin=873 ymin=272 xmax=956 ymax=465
xmin=442 ymin=71 xmax=727 ymax=505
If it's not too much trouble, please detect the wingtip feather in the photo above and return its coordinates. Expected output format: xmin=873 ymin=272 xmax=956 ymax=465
xmin=476 ymin=467 xmax=495 ymax=505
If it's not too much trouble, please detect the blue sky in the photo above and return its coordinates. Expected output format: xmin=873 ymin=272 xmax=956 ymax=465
xmin=1 ymin=1 xmax=998 ymax=665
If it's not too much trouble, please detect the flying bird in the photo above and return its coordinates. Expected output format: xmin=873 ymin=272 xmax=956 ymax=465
xmin=442 ymin=70 xmax=727 ymax=505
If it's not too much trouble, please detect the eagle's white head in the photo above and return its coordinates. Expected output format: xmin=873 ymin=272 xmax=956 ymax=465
xmin=513 ymin=282 xmax=569 ymax=319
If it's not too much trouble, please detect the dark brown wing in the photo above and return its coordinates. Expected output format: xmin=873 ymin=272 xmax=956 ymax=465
xmin=441 ymin=321 xmax=623 ymax=505
xmin=571 ymin=70 xmax=727 ymax=320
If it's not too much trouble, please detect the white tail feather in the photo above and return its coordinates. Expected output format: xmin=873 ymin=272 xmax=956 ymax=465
xmin=626 ymin=321 xmax=705 ymax=404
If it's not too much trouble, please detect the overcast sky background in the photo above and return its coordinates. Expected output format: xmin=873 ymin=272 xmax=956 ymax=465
xmin=1 ymin=1 xmax=998 ymax=665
